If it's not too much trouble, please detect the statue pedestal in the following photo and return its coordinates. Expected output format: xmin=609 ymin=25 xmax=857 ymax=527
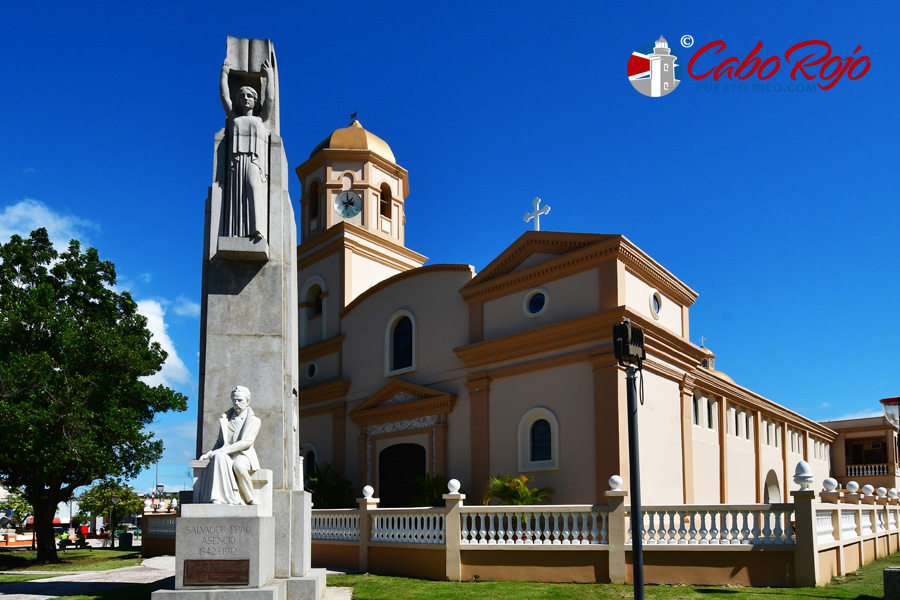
xmin=152 ymin=498 xmax=325 ymax=600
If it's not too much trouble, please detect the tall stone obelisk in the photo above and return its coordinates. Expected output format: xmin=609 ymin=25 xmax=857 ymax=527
xmin=154 ymin=37 xmax=323 ymax=600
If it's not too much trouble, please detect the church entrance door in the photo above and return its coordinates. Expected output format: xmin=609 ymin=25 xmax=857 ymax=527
xmin=378 ymin=443 xmax=426 ymax=507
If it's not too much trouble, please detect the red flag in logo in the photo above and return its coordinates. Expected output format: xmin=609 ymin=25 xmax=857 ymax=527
xmin=628 ymin=52 xmax=651 ymax=80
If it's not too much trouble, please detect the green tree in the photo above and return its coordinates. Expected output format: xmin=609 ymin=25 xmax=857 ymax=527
xmin=0 ymin=486 xmax=33 ymax=528
xmin=411 ymin=473 xmax=453 ymax=507
xmin=78 ymin=482 xmax=145 ymax=531
xmin=0 ymin=229 xmax=187 ymax=562
xmin=482 ymin=474 xmax=554 ymax=506
xmin=307 ymin=462 xmax=355 ymax=509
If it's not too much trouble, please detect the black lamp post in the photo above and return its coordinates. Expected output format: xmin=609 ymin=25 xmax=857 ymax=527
xmin=613 ymin=318 xmax=646 ymax=600
xmin=110 ymin=494 xmax=120 ymax=549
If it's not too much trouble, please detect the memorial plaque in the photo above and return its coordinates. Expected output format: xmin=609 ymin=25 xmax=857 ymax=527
xmin=183 ymin=559 xmax=250 ymax=586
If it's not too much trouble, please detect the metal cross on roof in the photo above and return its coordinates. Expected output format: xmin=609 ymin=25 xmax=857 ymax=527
xmin=524 ymin=197 xmax=551 ymax=231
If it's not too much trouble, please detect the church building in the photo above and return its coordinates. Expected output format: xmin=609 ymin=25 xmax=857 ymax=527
xmin=294 ymin=120 xmax=835 ymax=506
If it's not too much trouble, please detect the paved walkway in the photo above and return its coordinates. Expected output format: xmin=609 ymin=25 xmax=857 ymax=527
xmin=0 ymin=556 xmax=351 ymax=599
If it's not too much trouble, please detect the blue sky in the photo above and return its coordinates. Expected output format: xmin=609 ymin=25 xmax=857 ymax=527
xmin=3 ymin=1 xmax=898 ymax=495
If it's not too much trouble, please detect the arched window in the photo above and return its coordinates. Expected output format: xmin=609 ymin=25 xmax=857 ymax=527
xmin=308 ymin=180 xmax=320 ymax=220
xmin=300 ymin=276 xmax=327 ymax=346
xmin=384 ymin=310 xmax=416 ymax=375
xmin=379 ymin=183 xmax=392 ymax=219
xmin=306 ymin=284 xmax=323 ymax=319
xmin=393 ymin=317 xmax=412 ymax=369
xmin=531 ymin=419 xmax=551 ymax=461
xmin=518 ymin=408 xmax=560 ymax=471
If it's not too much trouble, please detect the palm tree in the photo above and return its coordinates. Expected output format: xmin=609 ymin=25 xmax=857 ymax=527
xmin=482 ymin=474 xmax=553 ymax=505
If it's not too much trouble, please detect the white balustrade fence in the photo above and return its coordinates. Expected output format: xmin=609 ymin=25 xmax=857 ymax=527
xmin=633 ymin=505 xmax=794 ymax=545
xmin=370 ymin=509 xmax=445 ymax=544
xmin=459 ymin=506 xmax=608 ymax=545
xmin=816 ymin=510 xmax=835 ymax=544
xmin=846 ymin=464 xmax=888 ymax=477
xmin=311 ymin=510 xmax=359 ymax=541
xmin=308 ymin=484 xmax=900 ymax=587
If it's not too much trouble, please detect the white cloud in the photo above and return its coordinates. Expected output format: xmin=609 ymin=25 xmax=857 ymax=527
xmin=174 ymin=295 xmax=201 ymax=318
xmin=0 ymin=199 xmax=98 ymax=250
xmin=23 ymin=167 xmax=37 ymax=175
xmin=138 ymin=299 xmax=191 ymax=388
xmin=821 ymin=408 xmax=883 ymax=422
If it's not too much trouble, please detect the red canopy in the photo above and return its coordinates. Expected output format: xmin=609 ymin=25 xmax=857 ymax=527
xmin=25 ymin=517 xmax=62 ymax=525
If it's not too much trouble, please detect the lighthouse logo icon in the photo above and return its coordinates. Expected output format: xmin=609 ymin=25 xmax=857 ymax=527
xmin=628 ymin=36 xmax=681 ymax=97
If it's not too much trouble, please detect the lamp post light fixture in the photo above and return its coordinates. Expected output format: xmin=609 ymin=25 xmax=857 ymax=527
xmin=613 ymin=318 xmax=646 ymax=600
xmin=881 ymin=397 xmax=900 ymax=429
xmin=881 ymin=397 xmax=900 ymax=473
xmin=110 ymin=494 xmax=120 ymax=550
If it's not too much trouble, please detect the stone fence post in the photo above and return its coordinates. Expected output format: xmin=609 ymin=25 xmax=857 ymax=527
xmin=357 ymin=486 xmax=378 ymax=573
xmin=605 ymin=476 xmax=628 ymax=585
xmin=443 ymin=479 xmax=465 ymax=581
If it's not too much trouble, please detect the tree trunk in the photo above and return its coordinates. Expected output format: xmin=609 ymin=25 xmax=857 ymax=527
xmin=32 ymin=496 xmax=59 ymax=563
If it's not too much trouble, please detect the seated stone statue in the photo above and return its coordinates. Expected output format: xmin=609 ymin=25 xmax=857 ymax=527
xmin=195 ymin=385 xmax=261 ymax=505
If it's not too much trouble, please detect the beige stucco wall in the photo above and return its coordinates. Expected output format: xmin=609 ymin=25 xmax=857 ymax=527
xmin=636 ymin=370 xmax=684 ymax=504
xmin=349 ymin=253 xmax=403 ymax=302
xmin=691 ymin=394 xmax=721 ymax=504
xmin=485 ymin=363 xmax=596 ymax=504
xmin=299 ymin=252 xmax=342 ymax=345
xmin=302 ymin=352 xmax=339 ymax=384
xmin=623 ymin=272 xmax=683 ymax=336
xmin=482 ymin=269 xmax=600 ymax=340
xmin=726 ymin=435 xmax=756 ymax=502
xmin=341 ymin=268 xmax=472 ymax=395
xmin=299 ymin=412 xmax=333 ymax=469
xmin=446 ymin=388 xmax=472 ymax=489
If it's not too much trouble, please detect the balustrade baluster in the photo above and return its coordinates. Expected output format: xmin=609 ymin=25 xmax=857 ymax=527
xmin=561 ymin=513 xmax=572 ymax=544
xmin=687 ymin=510 xmax=698 ymax=544
xmin=772 ymin=510 xmax=790 ymax=544
xmin=581 ymin=513 xmax=591 ymax=544
xmin=502 ymin=512 xmax=511 ymax=544
xmin=662 ymin=510 xmax=674 ymax=544
xmin=750 ymin=510 xmax=761 ymax=543
xmin=643 ymin=511 xmax=655 ymax=544
xmin=707 ymin=511 xmax=720 ymax=544
xmin=674 ymin=510 xmax=685 ymax=544
xmin=727 ymin=510 xmax=739 ymax=544
xmin=783 ymin=509 xmax=793 ymax=543
xmin=737 ymin=510 xmax=749 ymax=544
xmin=595 ymin=511 xmax=605 ymax=544
xmin=550 ymin=512 xmax=560 ymax=545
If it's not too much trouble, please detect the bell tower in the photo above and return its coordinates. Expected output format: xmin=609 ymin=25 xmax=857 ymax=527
xmin=295 ymin=121 xmax=426 ymax=349
xmin=297 ymin=120 xmax=411 ymax=244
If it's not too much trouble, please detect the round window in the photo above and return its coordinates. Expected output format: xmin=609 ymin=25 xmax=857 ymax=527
xmin=523 ymin=288 xmax=549 ymax=317
xmin=650 ymin=291 xmax=662 ymax=320
xmin=306 ymin=362 xmax=318 ymax=379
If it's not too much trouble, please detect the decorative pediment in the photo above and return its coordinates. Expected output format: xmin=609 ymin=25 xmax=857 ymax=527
xmin=348 ymin=380 xmax=456 ymax=427
xmin=465 ymin=231 xmax=614 ymax=289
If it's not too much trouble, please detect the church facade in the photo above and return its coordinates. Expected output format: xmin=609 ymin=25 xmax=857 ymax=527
xmin=294 ymin=121 xmax=835 ymax=506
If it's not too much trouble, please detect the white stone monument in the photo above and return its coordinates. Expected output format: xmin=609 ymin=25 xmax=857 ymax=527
xmin=152 ymin=37 xmax=324 ymax=600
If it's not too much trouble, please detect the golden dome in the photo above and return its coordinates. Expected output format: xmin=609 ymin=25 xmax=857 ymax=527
xmin=309 ymin=120 xmax=396 ymax=163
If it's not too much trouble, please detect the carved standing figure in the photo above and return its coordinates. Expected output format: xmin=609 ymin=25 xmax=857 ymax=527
xmin=195 ymin=385 xmax=261 ymax=505
xmin=220 ymin=58 xmax=275 ymax=239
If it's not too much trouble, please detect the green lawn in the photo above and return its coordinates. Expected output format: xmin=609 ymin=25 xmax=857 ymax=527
xmin=2 ymin=548 xmax=897 ymax=600
xmin=0 ymin=548 xmax=144 ymax=572
xmin=0 ymin=572 xmax=65 ymax=583
xmin=327 ymin=551 xmax=899 ymax=600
